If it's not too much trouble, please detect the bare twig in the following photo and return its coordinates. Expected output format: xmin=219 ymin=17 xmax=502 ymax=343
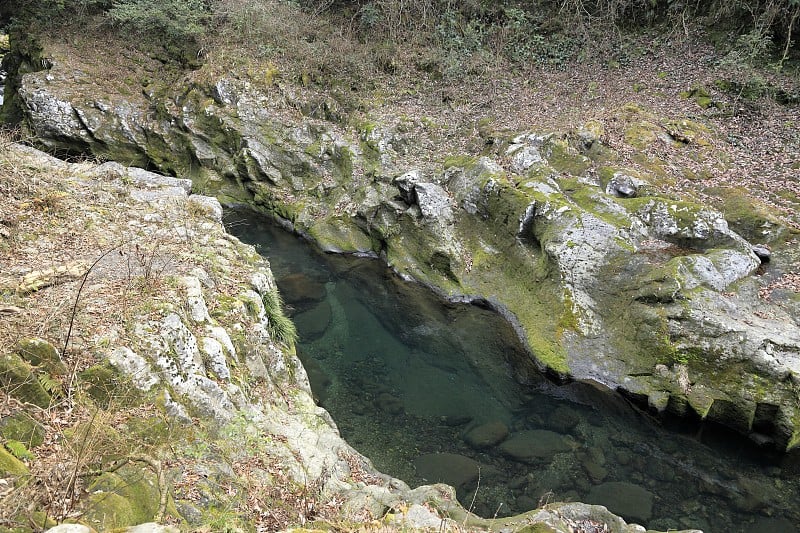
xmin=62 ymin=240 xmax=133 ymax=404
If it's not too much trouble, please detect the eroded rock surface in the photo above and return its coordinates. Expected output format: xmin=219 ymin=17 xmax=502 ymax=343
xmin=11 ymin=49 xmax=800 ymax=452
xmin=0 ymin=143 xmax=677 ymax=532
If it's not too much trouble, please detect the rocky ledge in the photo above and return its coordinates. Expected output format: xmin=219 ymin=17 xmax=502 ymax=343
xmin=11 ymin=47 xmax=800 ymax=452
xmin=0 ymin=143 xmax=683 ymax=532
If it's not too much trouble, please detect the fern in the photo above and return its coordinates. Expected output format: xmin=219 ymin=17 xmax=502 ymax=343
xmin=6 ymin=440 xmax=35 ymax=461
xmin=38 ymin=374 xmax=63 ymax=399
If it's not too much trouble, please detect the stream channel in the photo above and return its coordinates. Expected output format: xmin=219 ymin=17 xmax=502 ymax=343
xmin=225 ymin=207 xmax=800 ymax=533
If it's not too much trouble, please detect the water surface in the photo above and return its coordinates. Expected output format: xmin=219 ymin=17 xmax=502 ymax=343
xmin=226 ymin=207 xmax=800 ymax=533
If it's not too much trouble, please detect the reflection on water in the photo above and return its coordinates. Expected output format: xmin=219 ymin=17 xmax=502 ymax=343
xmin=226 ymin=207 xmax=800 ymax=533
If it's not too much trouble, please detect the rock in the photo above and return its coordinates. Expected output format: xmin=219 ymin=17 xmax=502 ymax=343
xmin=83 ymin=466 xmax=161 ymax=530
xmin=733 ymin=475 xmax=777 ymax=512
xmin=15 ymin=338 xmax=66 ymax=375
xmin=413 ymin=453 xmax=481 ymax=491
xmin=463 ymin=420 xmax=509 ymax=449
xmin=300 ymin=356 xmax=331 ymax=404
xmin=278 ymin=273 xmax=326 ymax=307
xmin=17 ymin=261 xmax=87 ymax=294
xmin=0 ymin=411 xmax=45 ymax=448
xmin=506 ymin=134 xmax=547 ymax=173
xmin=442 ymin=414 xmax=472 ymax=427
xmin=499 ymin=430 xmax=572 ymax=463
xmin=126 ymin=524 xmax=180 ymax=533
xmin=376 ymin=392 xmax=404 ymax=415
xmin=747 ymin=516 xmax=796 ymax=533
xmin=200 ymin=337 xmax=231 ymax=380
xmin=413 ymin=182 xmax=453 ymax=223
xmin=127 ymin=166 xmax=192 ymax=193
xmin=250 ymin=270 xmax=275 ymax=295
xmin=393 ymin=170 xmax=422 ymax=204
xmin=187 ymin=195 xmax=223 ymax=222
xmin=107 ymin=347 xmax=160 ymax=392
xmin=548 ymin=405 xmax=582 ymax=433
xmin=393 ymin=503 xmax=451 ymax=529
xmin=605 ymin=173 xmax=638 ymax=198
xmin=181 ymin=276 xmax=211 ymax=324
xmin=581 ymin=458 xmax=608 ymax=482
xmin=0 ymin=445 xmax=30 ymax=476
xmin=293 ymin=300 xmax=332 ymax=341
xmin=752 ymin=244 xmax=771 ymax=263
xmin=585 ymin=481 xmax=654 ymax=524
xmin=0 ymin=353 xmax=52 ymax=407
xmin=44 ymin=525 xmax=96 ymax=533
xmin=205 ymin=326 xmax=237 ymax=360
xmin=156 ymin=313 xmax=205 ymax=384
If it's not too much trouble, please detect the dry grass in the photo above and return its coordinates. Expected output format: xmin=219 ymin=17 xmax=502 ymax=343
xmin=186 ymin=2 xmax=800 ymax=232
xmin=0 ymin=132 xmax=245 ymax=528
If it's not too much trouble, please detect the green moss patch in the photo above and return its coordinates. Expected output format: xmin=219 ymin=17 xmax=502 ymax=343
xmin=15 ymin=338 xmax=66 ymax=375
xmin=0 ymin=412 xmax=44 ymax=449
xmin=0 ymin=446 xmax=30 ymax=476
xmin=0 ymin=353 xmax=52 ymax=408
xmin=307 ymin=216 xmax=375 ymax=253
xmin=704 ymin=185 xmax=789 ymax=243
xmin=80 ymin=459 xmax=165 ymax=530
xmin=80 ymin=362 xmax=141 ymax=409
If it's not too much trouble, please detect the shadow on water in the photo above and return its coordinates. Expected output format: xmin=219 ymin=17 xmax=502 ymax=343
xmin=225 ymin=207 xmax=800 ymax=533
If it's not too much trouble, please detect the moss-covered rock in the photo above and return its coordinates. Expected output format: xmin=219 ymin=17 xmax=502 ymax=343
xmin=705 ymin=185 xmax=791 ymax=243
xmin=15 ymin=338 xmax=66 ymax=375
xmin=0 ymin=446 xmax=30 ymax=476
xmin=0 ymin=353 xmax=52 ymax=408
xmin=0 ymin=412 xmax=44 ymax=448
xmin=80 ymin=362 xmax=135 ymax=409
xmin=82 ymin=466 xmax=161 ymax=530
xmin=307 ymin=216 xmax=375 ymax=254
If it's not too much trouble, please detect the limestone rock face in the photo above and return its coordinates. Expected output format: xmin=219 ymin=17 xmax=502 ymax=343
xmin=13 ymin=59 xmax=800 ymax=452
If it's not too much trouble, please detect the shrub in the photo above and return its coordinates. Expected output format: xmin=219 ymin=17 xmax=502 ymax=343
xmin=108 ymin=0 xmax=211 ymax=42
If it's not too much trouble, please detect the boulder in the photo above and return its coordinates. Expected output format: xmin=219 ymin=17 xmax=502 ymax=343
xmin=548 ymin=405 xmax=583 ymax=433
xmin=376 ymin=392 xmax=404 ymax=415
xmin=0 ymin=353 xmax=52 ymax=407
xmin=413 ymin=453 xmax=481 ymax=491
xmin=605 ymin=172 xmax=639 ymax=198
xmin=413 ymin=182 xmax=453 ymax=223
xmin=15 ymin=338 xmax=66 ymax=375
xmin=585 ymin=481 xmax=654 ymax=524
xmin=293 ymin=300 xmax=332 ymax=341
xmin=278 ymin=273 xmax=326 ymax=308
xmin=0 ymin=411 xmax=45 ymax=448
xmin=463 ymin=420 xmax=509 ymax=449
xmin=0 ymin=446 xmax=30 ymax=476
xmin=499 ymin=430 xmax=572 ymax=463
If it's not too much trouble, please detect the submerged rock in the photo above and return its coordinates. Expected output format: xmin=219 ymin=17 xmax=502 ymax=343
xmin=463 ymin=420 xmax=510 ymax=449
xmin=292 ymin=300 xmax=332 ymax=340
xmin=278 ymin=273 xmax=326 ymax=308
xmin=586 ymin=481 xmax=654 ymax=524
xmin=413 ymin=452 xmax=481 ymax=491
xmin=499 ymin=429 xmax=573 ymax=463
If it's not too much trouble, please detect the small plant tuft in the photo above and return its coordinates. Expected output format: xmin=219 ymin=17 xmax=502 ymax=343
xmin=262 ymin=288 xmax=299 ymax=347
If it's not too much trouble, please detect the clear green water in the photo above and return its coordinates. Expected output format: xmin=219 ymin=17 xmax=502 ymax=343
xmin=226 ymin=208 xmax=800 ymax=532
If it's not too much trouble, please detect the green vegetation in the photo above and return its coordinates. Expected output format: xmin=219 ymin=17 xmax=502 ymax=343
xmin=261 ymin=287 xmax=299 ymax=348
xmin=2 ymin=0 xmax=797 ymax=74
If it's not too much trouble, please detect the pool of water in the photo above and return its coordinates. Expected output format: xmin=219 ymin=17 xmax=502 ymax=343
xmin=225 ymin=207 xmax=800 ymax=532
